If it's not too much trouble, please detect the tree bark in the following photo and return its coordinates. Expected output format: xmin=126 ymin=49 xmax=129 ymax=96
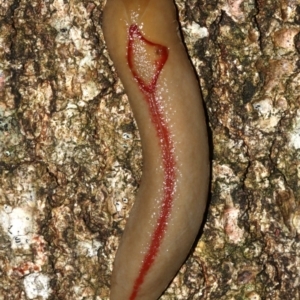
xmin=0 ymin=0 xmax=299 ymax=299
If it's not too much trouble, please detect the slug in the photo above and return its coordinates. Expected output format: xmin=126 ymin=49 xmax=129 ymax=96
xmin=102 ymin=0 xmax=210 ymax=299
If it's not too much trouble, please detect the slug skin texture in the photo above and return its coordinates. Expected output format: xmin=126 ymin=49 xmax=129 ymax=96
xmin=102 ymin=0 xmax=210 ymax=299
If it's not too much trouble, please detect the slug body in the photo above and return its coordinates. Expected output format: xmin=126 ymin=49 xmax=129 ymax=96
xmin=103 ymin=0 xmax=209 ymax=299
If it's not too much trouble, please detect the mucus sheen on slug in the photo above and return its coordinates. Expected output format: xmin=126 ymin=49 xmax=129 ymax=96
xmin=127 ymin=24 xmax=176 ymax=300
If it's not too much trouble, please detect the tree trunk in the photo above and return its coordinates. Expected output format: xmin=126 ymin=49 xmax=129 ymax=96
xmin=0 ymin=0 xmax=299 ymax=299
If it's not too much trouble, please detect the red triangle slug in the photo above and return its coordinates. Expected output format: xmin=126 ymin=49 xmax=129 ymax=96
xmin=103 ymin=0 xmax=210 ymax=299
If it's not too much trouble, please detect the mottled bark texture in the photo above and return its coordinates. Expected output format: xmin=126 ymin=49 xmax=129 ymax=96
xmin=0 ymin=0 xmax=299 ymax=299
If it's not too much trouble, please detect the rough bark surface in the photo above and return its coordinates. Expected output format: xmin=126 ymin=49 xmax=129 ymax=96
xmin=0 ymin=0 xmax=299 ymax=299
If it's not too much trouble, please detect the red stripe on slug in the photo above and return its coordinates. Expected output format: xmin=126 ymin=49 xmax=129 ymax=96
xmin=127 ymin=24 xmax=176 ymax=300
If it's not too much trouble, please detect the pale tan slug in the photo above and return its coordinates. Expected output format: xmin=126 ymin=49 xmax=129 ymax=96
xmin=102 ymin=0 xmax=210 ymax=299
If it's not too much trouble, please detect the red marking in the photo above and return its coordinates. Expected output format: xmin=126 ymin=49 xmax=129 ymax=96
xmin=127 ymin=24 xmax=176 ymax=300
